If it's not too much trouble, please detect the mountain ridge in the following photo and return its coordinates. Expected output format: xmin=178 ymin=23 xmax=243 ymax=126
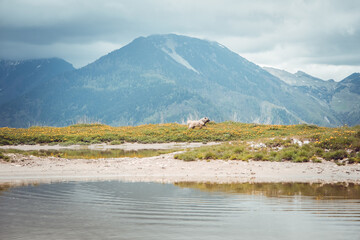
xmin=0 ymin=34 xmax=358 ymax=127
xmin=263 ymin=67 xmax=359 ymax=126
xmin=0 ymin=58 xmax=74 ymax=106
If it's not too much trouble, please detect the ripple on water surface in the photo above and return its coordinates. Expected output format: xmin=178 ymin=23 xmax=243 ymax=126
xmin=0 ymin=181 xmax=360 ymax=240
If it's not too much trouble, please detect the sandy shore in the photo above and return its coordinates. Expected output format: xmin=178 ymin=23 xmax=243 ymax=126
xmin=1 ymin=143 xmax=360 ymax=185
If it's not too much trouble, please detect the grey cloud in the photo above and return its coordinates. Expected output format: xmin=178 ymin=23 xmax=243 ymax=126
xmin=0 ymin=0 xmax=286 ymax=44
xmin=0 ymin=0 xmax=359 ymax=79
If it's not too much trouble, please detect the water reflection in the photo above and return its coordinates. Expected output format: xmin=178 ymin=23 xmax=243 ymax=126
xmin=0 ymin=181 xmax=359 ymax=240
xmin=175 ymin=182 xmax=360 ymax=199
xmin=0 ymin=182 xmax=40 ymax=195
xmin=1 ymin=181 xmax=360 ymax=199
xmin=0 ymin=183 xmax=12 ymax=193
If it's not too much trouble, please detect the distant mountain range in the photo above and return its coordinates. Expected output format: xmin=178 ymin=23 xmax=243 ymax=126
xmin=0 ymin=58 xmax=74 ymax=106
xmin=0 ymin=34 xmax=358 ymax=127
xmin=264 ymin=67 xmax=360 ymax=126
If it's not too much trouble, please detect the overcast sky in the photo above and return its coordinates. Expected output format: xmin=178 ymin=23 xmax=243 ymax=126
xmin=0 ymin=0 xmax=359 ymax=81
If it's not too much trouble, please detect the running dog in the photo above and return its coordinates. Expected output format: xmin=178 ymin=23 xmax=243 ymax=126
xmin=187 ymin=117 xmax=210 ymax=129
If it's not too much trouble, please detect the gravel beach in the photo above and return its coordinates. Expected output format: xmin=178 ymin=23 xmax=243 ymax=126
xmin=1 ymin=143 xmax=359 ymax=185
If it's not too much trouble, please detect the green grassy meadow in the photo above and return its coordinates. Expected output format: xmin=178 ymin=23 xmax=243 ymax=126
xmin=0 ymin=122 xmax=359 ymax=163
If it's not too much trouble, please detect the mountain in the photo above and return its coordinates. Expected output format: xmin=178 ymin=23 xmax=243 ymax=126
xmin=264 ymin=67 xmax=359 ymax=126
xmin=0 ymin=34 xmax=353 ymax=127
xmin=330 ymin=73 xmax=360 ymax=126
xmin=263 ymin=67 xmax=337 ymax=104
xmin=0 ymin=58 xmax=74 ymax=106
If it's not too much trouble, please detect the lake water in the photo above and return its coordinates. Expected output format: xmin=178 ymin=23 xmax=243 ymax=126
xmin=0 ymin=181 xmax=359 ymax=240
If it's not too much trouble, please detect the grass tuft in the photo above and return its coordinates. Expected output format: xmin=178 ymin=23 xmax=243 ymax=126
xmin=0 ymin=151 xmax=10 ymax=162
xmin=174 ymin=124 xmax=360 ymax=164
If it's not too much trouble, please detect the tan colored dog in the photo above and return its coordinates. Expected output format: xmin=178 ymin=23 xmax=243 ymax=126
xmin=187 ymin=117 xmax=210 ymax=129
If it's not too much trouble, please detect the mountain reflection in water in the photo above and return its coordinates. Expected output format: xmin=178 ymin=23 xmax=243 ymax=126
xmin=0 ymin=181 xmax=359 ymax=240
xmin=175 ymin=182 xmax=360 ymax=199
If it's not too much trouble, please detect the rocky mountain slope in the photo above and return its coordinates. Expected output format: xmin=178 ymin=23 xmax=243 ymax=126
xmin=0 ymin=34 xmax=357 ymax=127
xmin=264 ymin=67 xmax=359 ymax=126
xmin=0 ymin=58 xmax=74 ymax=106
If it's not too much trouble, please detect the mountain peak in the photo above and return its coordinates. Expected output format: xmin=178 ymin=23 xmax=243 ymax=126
xmin=341 ymin=72 xmax=360 ymax=83
xmin=345 ymin=72 xmax=360 ymax=79
xmin=295 ymin=70 xmax=307 ymax=75
xmin=141 ymin=33 xmax=229 ymax=53
xmin=0 ymin=57 xmax=74 ymax=75
xmin=294 ymin=70 xmax=321 ymax=80
xmin=146 ymin=33 xmax=203 ymax=41
xmin=264 ymin=67 xmax=338 ymax=94
xmin=1 ymin=34 xmax=356 ymax=127
xmin=90 ymin=33 xmax=251 ymax=79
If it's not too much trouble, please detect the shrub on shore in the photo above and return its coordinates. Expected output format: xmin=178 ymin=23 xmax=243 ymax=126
xmin=174 ymin=128 xmax=360 ymax=164
xmin=0 ymin=151 xmax=10 ymax=162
